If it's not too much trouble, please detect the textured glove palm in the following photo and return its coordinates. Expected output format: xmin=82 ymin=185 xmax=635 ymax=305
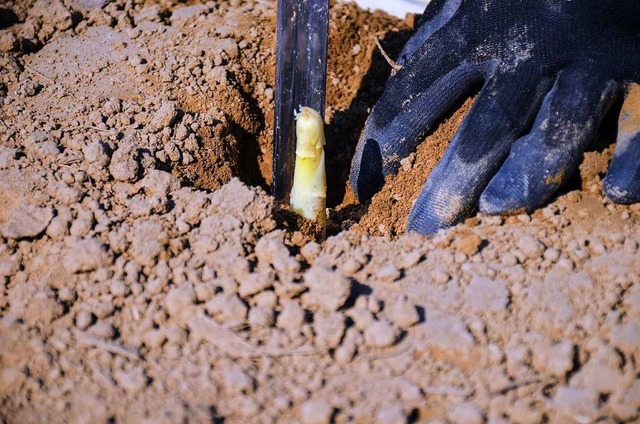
xmin=350 ymin=0 xmax=640 ymax=235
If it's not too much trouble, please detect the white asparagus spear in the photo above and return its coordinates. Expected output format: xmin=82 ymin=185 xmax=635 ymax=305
xmin=290 ymin=107 xmax=326 ymax=224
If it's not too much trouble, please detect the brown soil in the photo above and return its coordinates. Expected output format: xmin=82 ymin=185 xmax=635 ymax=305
xmin=1 ymin=1 xmax=640 ymax=423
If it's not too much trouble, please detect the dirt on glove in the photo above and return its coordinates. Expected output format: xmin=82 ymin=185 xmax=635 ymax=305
xmin=1 ymin=0 xmax=639 ymax=423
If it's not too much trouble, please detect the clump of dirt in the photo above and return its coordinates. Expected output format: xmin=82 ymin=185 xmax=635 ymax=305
xmin=1 ymin=0 xmax=640 ymax=423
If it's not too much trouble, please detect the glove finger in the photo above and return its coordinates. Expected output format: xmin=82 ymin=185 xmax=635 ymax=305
xmin=350 ymin=61 xmax=482 ymax=202
xmin=350 ymin=10 xmax=479 ymax=203
xmin=406 ymin=67 xmax=553 ymax=235
xmin=479 ymin=67 xmax=620 ymax=214
xmin=603 ymin=83 xmax=640 ymax=204
xmin=398 ymin=0 xmax=463 ymax=65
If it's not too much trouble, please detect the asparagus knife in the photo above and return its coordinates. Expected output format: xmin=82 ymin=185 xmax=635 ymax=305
xmin=272 ymin=0 xmax=330 ymax=202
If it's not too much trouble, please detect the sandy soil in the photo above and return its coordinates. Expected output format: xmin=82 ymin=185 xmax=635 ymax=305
xmin=1 ymin=0 xmax=639 ymax=423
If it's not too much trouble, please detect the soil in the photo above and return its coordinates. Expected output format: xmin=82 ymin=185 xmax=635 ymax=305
xmin=1 ymin=0 xmax=640 ymax=423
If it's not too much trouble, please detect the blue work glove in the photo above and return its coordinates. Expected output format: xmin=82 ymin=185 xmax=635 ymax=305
xmin=350 ymin=0 xmax=640 ymax=235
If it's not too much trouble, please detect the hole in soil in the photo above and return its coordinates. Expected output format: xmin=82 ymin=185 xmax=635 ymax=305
xmin=170 ymin=8 xmax=504 ymax=239
xmin=176 ymin=11 xmax=421 ymax=238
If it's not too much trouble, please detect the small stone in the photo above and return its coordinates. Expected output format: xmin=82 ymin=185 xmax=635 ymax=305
xmin=29 ymin=141 xmax=60 ymax=162
xmin=110 ymin=280 xmax=129 ymax=298
xmin=253 ymin=291 xmax=278 ymax=309
xmin=340 ymin=258 xmax=361 ymax=276
xmin=334 ymin=328 xmax=361 ymax=364
xmin=58 ymin=287 xmax=76 ymax=303
xmin=303 ymin=266 xmax=352 ymax=312
xmin=449 ymin=403 xmax=483 ymax=424
xmin=220 ymin=367 xmax=253 ymax=395
xmin=0 ymin=250 xmax=20 ymax=277
xmin=151 ymin=101 xmax=178 ymax=131
xmin=166 ymin=325 xmax=187 ymax=345
xmin=170 ymin=5 xmax=207 ymax=23
xmin=367 ymin=296 xmax=382 ymax=313
xmin=0 ymin=368 xmax=26 ymax=395
xmin=1 ymin=205 xmax=53 ymax=239
xmin=238 ymin=272 xmax=273 ymax=298
xmin=75 ymin=309 xmax=94 ymax=330
xmin=69 ymin=210 xmax=94 ymax=237
xmin=102 ymin=98 xmax=121 ymax=116
xmin=137 ymin=169 xmax=180 ymax=197
xmin=194 ymin=282 xmax=216 ymax=302
xmin=88 ymin=110 xmax=104 ymax=126
xmin=313 ymin=312 xmax=345 ymax=349
xmin=465 ymin=277 xmax=509 ymax=312
xmin=63 ymin=238 xmax=112 ymax=273
xmin=9 ymin=285 xmax=63 ymax=326
xmin=386 ymin=296 xmax=420 ymax=328
xmin=46 ymin=215 xmax=70 ymax=239
xmin=418 ymin=315 xmax=475 ymax=367
xmin=553 ymin=386 xmax=599 ymax=423
xmin=300 ymin=398 xmax=333 ymax=424
xmin=430 ymin=268 xmax=451 ymax=284
xmin=109 ymin=142 xmax=140 ymax=182
xmin=92 ymin=298 xmax=115 ymax=319
xmin=143 ymin=329 xmax=166 ymax=349
xmin=572 ymin=361 xmax=623 ymax=394
xmin=395 ymin=377 xmax=421 ymax=401
xmin=348 ymin=308 xmax=375 ymax=331
xmin=83 ymin=140 xmax=110 ymax=165
xmin=232 ymin=395 xmax=261 ymax=417
xmin=300 ymin=242 xmax=321 ymax=262
xmin=129 ymin=220 xmax=164 ymax=267
xmin=0 ymin=31 xmax=19 ymax=53
xmin=609 ymin=380 xmax=640 ymax=421
xmin=454 ymin=233 xmax=483 ymax=256
xmin=399 ymin=156 xmax=413 ymax=171
xmin=164 ymin=285 xmax=196 ymax=322
xmin=248 ymin=306 xmax=274 ymax=327
xmin=134 ymin=4 xmax=161 ymax=23
xmin=399 ymin=250 xmax=423 ymax=269
xmin=87 ymin=321 xmax=116 ymax=340
xmin=376 ymin=405 xmax=406 ymax=424
xmin=255 ymin=235 xmax=300 ymax=274
xmin=532 ymin=341 xmax=575 ymax=378
xmin=377 ymin=263 xmax=401 ymax=282
xmin=113 ymin=367 xmax=147 ymax=394
xmin=609 ymin=319 xmax=640 ymax=354
xmin=544 ymin=248 xmax=561 ymax=262
xmin=334 ymin=342 xmax=356 ymax=365
xmin=205 ymin=294 xmax=248 ymax=326
xmin=43 ymin=0 xmax=73 ymax=30
xmin=364 ymin=320 xmax=398 ymax=348
xmin=276 ymin=301 xmax=305 ymax=332
xmin=0 ymin=147 xmax=17 ymax=168
xmin=517 ymin=235 xmax=545 ymax=259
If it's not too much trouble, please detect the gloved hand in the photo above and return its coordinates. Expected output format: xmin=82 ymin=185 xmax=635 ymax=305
xmin=350 ymin=0 xmax=640 ymax=235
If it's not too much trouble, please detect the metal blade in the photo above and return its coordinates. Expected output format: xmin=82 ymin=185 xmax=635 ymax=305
xmin=273 ymin=0 xmax=330 ymax=201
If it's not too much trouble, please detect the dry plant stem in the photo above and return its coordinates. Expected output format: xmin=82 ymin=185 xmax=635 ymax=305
xmin=74 ymin=330 xmax=140 ymax=360
xmin=374 ymin=35 xmax=403 ymax=74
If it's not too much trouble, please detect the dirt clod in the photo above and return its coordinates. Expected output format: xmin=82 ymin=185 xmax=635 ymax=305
xmin=300 ymin=398 xmax=333 ymax=424
xmin=364 ymin=319 xmax=398 ymax=348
